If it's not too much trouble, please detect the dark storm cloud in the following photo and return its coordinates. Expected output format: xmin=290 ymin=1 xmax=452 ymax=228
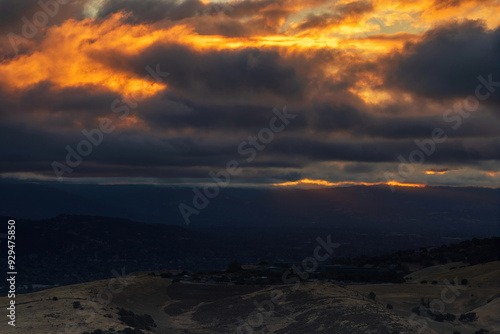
xmin=295 ymin=0 xmax=373 ymax=31
xmin=343 ymin=163 xmax=375 ymax=174
xmin=139 ymin=99 xmax=309 ymax=132
xmin=0 ymin=0 xmax=89 ymax=57
xmin=0 ymin=114 xmax=498 ymax=179
xmin=313 ymin=104 xmax=500 ymax=139
xmin=0 ymin=81 xmax=121 ymax=129
xmin=98 ymin=43 xmax=303 ymax=100
xmin=267 ymin=136 xmax=500 ymax=163
xmin=0 ymin=0 xmax=32 ymax=25
xmin=0 ymin=121 xmax=304 ymax=178
xmin=94 ymin=0 xmax=205 ymax=23
xmin=16 ymin=82 xmax=119 ymax=112
xmin=94 ymin=0 xmax=292 ymax=26
xmin=388 ymin=20 xmax=500 ymax=102
xmin=314 ymin=104 xmax=368 ymax=131
xmin=93 ymin=0 xmax=328 ymax=36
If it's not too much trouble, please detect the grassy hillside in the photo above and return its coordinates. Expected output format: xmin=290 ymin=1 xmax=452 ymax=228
xmin=351 ymin=261 xmax=500 ymax=334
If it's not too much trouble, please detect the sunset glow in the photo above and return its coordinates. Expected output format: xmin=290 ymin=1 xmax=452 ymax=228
xmin=0 ymin=0 xmax=498 ymax=188
xmin=272 ymin=179 xmax=426 ymax=189
xmin=1 ymin=2 xmax=498 ymax=329
xmin=425 ymin=170 xmax=449 ymax=175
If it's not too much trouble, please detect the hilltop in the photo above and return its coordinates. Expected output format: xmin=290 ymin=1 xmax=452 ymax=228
xmin=2 ymin=260 xmax=499 ymax=333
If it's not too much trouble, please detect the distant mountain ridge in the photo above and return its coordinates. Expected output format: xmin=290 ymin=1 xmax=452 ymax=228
xmin=2 ymin=213 xmax=499 ymax=291
xmin=1 ymin=180 xmax=498 ymax=233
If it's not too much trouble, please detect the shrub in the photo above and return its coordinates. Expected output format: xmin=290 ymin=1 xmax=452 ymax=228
xmin=474 ymin=329 xmax=489 ymax=334
xmin=461 ymin=279 xmax=468 ymax=285
xmin=73 ymin=301 xmax=82 ymax=309
xmin=368 ymin=292 xmax=376 ymax=300
xmin=420 ymin=280 xmax=427 ymax=284
xmin=227 ymin=260 xmax=243 ymax=273
xmin=432 ymin=312 xmax=456 ymax=322
xmin=120 ymin=329 xmax=145 ymax=334
xmin=117 ymin=308 xmax=156 ymax=330
xmin=411 ymin=306 xmax=422 ymax=315
xmin=459 ymin=312 xmax=478 ymax=322
xmin=386 ymin=303 xmax=393 ymax=309
xmin=431 ymin=280 xmax=438 ymax=285
xmin=52 ymin=297 xmax=58 ymax=301
xmin=474 ymin=328 xmax=490 ymax=334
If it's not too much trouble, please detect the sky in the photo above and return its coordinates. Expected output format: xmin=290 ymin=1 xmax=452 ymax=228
xmin=0 ymin=0 xmax=499 ymax=188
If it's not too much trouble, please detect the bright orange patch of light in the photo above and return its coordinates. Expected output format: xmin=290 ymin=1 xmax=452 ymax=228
xmin=385 ymin=181 xmax=426 ymax=188
xmin=425 ymin=170 xmax=448 ymax=175
xmin=272 ymin=178 xmax=425 ymax=188
xmin=0 ymin=13 xmax=169 ymax=98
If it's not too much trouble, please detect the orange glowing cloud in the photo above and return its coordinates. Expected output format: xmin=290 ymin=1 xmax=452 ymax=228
xmin=425 ymin=170 xmax=449 ymax=175
xmin=0 ymin=12 xmax=384 ymax=99
xmin=0 ymin=13 xmax=170 ymax=98
xmin=369 ymin=0 xmax=500 ymax=31
xmin=272 ymin=178 xmax=425 ymax=188
xmin=0 ymin=0 xmax=498 ymax=106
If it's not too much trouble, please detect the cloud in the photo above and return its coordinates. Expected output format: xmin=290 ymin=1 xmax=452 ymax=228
xmin=113 ymin=43 xmax=304 ymax=101
xmin=295 ymin=0 xmax=374 ymax=31
xmin=387 ymin=20 xmax=500 ymax=103
xmin=93 ymin=0 xmax=205 ymax=23
xmin=0 ymin=1 xmax=499 ymax=187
